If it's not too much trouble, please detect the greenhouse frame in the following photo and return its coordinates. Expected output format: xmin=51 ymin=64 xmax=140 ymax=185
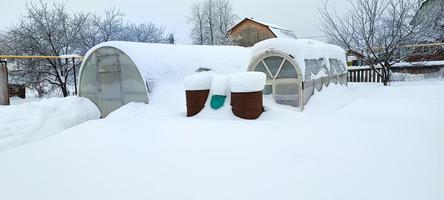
xmin=248 ymin=39 xmax=348 ymax=110
xmin=78 ymin=41 xmax=250 ymax=117
xmin=78 ymin=39 xmax=347 ymax=117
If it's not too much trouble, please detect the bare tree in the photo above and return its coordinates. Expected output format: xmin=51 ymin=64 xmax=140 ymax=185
xmin=77 ymin=8 xmax=124 ymax=53
xmin=2 ymin=1 xmax=88 ymax=96
xmin=214 ymin=0 xmax=237 ymax=44
xmin=190 ymin=2 xmax=206 ymax=45
xmin=205 ymin=0 xmax=216 ymax=45
xmin=2 ymin=1 xmax=171 ymax=97
xmin=189 ymin=0 xmax=237 ymax=45
xmin=123 ymin=22 xmax=170 ymax=43
xmin=320 ymin=0 xmax=428 ymax=86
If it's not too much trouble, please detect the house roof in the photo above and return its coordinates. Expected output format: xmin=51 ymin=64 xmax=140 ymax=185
xmin=228 ymin=18 xmax=297 ymax=39
xmin=411 ymin=0 xmax=441 ymax=25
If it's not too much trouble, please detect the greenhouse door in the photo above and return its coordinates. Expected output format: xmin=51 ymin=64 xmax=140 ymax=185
xmin=97 ymin=54 xmax=123 ymax=117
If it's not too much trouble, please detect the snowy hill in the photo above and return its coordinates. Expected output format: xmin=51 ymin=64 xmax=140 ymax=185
xmin=0 ymin=81 xmax=443 ymax=200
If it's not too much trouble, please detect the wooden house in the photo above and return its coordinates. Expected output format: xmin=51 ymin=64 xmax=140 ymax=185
xmin=227 ymin=18 xmax=297 ymax=47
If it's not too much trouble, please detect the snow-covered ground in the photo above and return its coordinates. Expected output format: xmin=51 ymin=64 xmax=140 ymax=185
xmin=0 ymin=81 xmax=443 ymax=200
xmin=0 ymin=97 xmax=101 ymax=151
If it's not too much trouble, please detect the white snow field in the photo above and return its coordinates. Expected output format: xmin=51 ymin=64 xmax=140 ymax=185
xmin=0 ymin=80 xmax=443 ymax=200
xmin=0 ymin=97 xmax=101 ymax=151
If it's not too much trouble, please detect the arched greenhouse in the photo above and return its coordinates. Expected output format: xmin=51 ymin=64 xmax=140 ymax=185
xmin=78 ymin=39 xmax=347 ymax=117
xmin=249 ymin=38 xmax=348 ymax=110
xmin=78 ymin=41 xmax=251 ymax=117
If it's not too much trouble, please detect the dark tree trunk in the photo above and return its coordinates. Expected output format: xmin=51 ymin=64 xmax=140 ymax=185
xmin=381 ymin=66 xmax=390 ymax=86
xmin=61 ymin=82 xmax=68 ymax=97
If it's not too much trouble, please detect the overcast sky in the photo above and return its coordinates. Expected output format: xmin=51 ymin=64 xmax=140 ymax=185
xmin=0 ymin=0 xmax=348 ymax=44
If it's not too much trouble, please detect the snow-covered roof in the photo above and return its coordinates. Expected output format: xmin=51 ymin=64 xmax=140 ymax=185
xmin=420 ymin=0 xmax=430 ymax=6
xmin=81 ymin=41 xmax=251 ymax=85
xmin=245 ymin=18 xmax=291 ymax=31
xmin=81 ymin=39 xmax=346 ymax=88
xmin=269 ymin=27 xmax=298 ymax=39
xmin=251 ymin=38 xmax=347 ymax=80
xmin=229 ymin=18 xmax=298 ymax=39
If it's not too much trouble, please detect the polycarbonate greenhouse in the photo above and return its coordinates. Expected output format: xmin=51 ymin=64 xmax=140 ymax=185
xmin=78 ymin=41 xmax=250 ymax=117
xmin=249 ymin=38 xmax=348 ymax=110
xmin=78 ymin=39 xmax=347 ymax=117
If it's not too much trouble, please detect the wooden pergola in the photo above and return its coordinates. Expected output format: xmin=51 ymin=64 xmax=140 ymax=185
xmin=0 ymin=55 xmax=83 ymax=105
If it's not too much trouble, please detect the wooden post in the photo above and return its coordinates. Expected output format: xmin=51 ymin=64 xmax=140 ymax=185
xmin=377 ymin=69 xmax=381 ymax=82
xmin=372 ymin=69 xmax=376 ymax=82
xmin=360 ymin=69 xmax=364 ymax=82
xmin=364 ymin=70 xmax=368 ymax=82
xmin=0 ymin=60 xmax=10 ymax=105
xmin=72 ymin=57 xmax=77 ymax=95
xmin=353 ymin=70 xmax=357 ymax=82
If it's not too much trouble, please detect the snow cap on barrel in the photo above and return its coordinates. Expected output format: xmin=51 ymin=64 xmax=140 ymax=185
xmin=230 ymin=72 xmax=267 ymax=93
xmin=184 ymin=73 xmax=213 ymax=91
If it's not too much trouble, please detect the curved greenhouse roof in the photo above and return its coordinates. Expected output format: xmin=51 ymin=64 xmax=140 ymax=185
xmin=251 ymin=38 xmax=347 ymax=80
xmin=78 ymin=42 xmax=250 ymax=117
xmin=78 ymin=39 xmax=347 ymax=116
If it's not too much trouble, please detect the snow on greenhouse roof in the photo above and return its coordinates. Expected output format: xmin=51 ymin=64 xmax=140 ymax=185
xmin=251 ymin=38 xmax=347 ymax=79
xmin=82 ymin=41 xmax=251 ymax=85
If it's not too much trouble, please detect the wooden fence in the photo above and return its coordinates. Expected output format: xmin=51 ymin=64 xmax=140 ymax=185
xmin=347 ymin=68 xmax=382 ymax=83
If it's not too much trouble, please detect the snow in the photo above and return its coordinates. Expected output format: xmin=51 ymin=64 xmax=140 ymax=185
xmin=348 ymin=60 xmax=444 ymax=70
xmin=269 ymin=27 xmax=298 ymax=39
xmin=251 ymin=38 xmax=347 ymax=79
xmin=210 ymin=74 xmax=230 ymax=95
xmin=0 ymin=97 xmax=100 ymax=151
xmin=229 ymin=18 xmax=297 ymax=39
xmin=184 ymin=73 xmax=213 ymax=91
xmin=0 ymin=80 xmax=443 ymax=200
xmin=81 ymin=42 xmax=251 ymax=88
xmin=244 ymin=17 xmax=292 ymax=31
xmin=230 ymin=72 xmax=266 ymax=93
xmin=391 ymin=68 xmax=444 ymax=81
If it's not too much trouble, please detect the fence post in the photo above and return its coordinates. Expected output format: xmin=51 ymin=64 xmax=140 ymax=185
xmin=378 ymin=69 xmax=381 ymax=82
xmin=360 ymin=69 xmax=364 ymax=82
xmin=372 ymin=69 xmax=376 ymax=82
xmin=355 ymin=70 xmax=359 ymax=82
xmin=0 ymin=60 xmax=10 ymax=105
xmin=364 ymin=70 xmax=368 ymax=82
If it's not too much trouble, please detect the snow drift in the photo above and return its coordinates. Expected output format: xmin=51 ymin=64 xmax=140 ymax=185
xmin=0 ymin=81 xmax=443 ymax=200
xmin=0 ymin=97 xmax=100 ymax=151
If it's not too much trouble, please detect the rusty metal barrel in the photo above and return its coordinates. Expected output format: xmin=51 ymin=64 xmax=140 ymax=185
xmin=184 ymin=73 xmax=213 ymax=117
xmin=231 ymin=91 xmax=264 ymax=119
xmin=186 ymin=90 xmax=210 ymax=117
xmin=230 ymin=72 xmax=266 ymax=120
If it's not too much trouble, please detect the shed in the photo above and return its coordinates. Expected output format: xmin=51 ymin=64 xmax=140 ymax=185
xmin=249 ymin=38 xmax=348 ymax=110
xmin=228 ymin=18 xmax=297 ymax=47
xmin=78 ymin=41 xmax=250 ymax=117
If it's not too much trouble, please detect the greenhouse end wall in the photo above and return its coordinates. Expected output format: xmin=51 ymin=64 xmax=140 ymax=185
xmin=79 ymin=46 xmax=149 ymax=117
xmin=249 ymin=50 xmax=348 ymax=110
